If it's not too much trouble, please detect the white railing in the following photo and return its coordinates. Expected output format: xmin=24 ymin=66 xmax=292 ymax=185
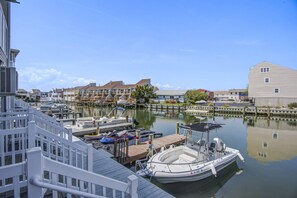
xmin=0 ymin=148 xmax=138 ymax=198
xmin=26 ymin=148 xmax=138 ymax=198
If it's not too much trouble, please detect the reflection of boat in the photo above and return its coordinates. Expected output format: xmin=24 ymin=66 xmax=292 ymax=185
xmin=195 ymin=116 xmax=207 ymax=121
xmin=100 ymin=130 xmax=135 ymax=144
xmin=155 ymin=161 xmax=240 ymax=198
xmin=137 ymin=123 xmax=244 ymax=183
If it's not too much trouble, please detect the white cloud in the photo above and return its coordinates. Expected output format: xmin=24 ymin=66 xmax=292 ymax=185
xmin=18 ymin=67 xmax=94 ymax=91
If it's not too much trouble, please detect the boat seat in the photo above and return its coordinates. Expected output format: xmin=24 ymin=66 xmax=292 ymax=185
xmin=178 ymin=154 xmax=196 ymax=163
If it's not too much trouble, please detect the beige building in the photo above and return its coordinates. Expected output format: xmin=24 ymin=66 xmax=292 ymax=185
xmin=248 ymin=61 xmax=297 ymax=106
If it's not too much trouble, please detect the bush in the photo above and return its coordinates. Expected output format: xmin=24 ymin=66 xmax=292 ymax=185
xmin=223 ymin=104 xmax=230 ymax=108
xmin=288 ymin=102 xmax=297 ymax=109
xmin=165 ymin=100 xmax=170 ymax=104
xmin=208 ymin=102 xmax=214 ymax=106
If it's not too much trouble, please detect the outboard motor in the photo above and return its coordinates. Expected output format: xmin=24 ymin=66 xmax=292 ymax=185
xmin=210 ymin=138 xmax=226 ymax=152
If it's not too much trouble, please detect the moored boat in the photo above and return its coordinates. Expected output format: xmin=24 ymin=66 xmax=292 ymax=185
xmin=136 ymin=122 xmax=244 ymax=183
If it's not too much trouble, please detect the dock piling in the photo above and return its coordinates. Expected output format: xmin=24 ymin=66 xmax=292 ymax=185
xmin=136 ymin=130 xmax=140 ymax=145
xmin=176 ymin=122 xmax=180 ymax=134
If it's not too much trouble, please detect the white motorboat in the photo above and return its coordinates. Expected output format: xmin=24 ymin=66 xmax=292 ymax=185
xmin=76 ymin=107 xmax=133 ymax=128
xmin=136 ymin=123 xmax=244 ymax=183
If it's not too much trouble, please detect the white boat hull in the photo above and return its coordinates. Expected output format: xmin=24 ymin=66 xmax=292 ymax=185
xmin=153 ymin=154 xmax=237 ymax=183
xmin=144 ymin=145 xmax=243 ymax=184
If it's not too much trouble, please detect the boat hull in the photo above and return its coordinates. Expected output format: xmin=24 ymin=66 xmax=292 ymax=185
xmin=152 ymin=154 xmax=238 ymax=183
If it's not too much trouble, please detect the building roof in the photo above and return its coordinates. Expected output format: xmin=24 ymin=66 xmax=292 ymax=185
xmin=17 ymin=89 xmax=28 ymax=93
xmin=155 ymin=90 xmax=187 ymax=96
xmin=197 ymin=89 xmax=213 ymax=93
xmin=136 ymin=79 xmax=151 ymax=85
xmin=214 ymin=90 xmax=229 ymax=95
xmin=229 ymin=89 xmax=247 ymax=92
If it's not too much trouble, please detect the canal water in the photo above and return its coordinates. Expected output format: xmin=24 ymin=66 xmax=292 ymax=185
xmin=74 ymin=106 xmax=297 ymax=198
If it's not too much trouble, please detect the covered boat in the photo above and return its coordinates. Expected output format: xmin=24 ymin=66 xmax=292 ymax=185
xmin=136 ymin=123 xmax=244 ymax=183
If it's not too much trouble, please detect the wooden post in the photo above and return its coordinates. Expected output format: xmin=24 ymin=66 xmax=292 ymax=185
xmin=127 ymin=175 xmax=138 ymax=198
xmin=176 ymin=122 xmax=180 ymax=134
xmin=148 ymin=134 xmax=154 ymax=157
xmin=27 ymin=147 xmax=43 ymax=198
xmin=136 ymin=130 xmax=140 ymax=145
xmin=114 ymin=140 xmax=118 ymax=159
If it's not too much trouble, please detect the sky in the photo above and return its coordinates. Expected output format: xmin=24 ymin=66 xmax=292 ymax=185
xmin=11 ymin=0 xmax=297 ymax=92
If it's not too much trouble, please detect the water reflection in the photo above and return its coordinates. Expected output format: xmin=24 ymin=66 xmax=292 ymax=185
xmin=247 ymin=119 xmax=297 ymax=162
xmin=154 ymin=162 xmax=240 ymax=198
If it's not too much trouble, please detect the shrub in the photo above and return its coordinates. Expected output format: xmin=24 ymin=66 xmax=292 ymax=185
xmin=208 ymin=102 xmax=214 ymax=106
xmin=288 ymin=102 xmax=297 ymax=109
xmin=223 ymin=104 xmax=230 ymax=108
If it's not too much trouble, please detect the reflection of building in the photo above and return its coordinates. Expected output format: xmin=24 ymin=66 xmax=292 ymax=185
xmin=247 ymin=119 xmax=297 ymax=162
xmin=155 ymin=90 xmax=187 ymax=103
xmin=248 ymin=61 xmax=297 ymax=106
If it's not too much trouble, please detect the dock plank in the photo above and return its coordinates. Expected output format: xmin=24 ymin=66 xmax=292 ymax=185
xmin=126 ymin=134 xmax=186 ymax=164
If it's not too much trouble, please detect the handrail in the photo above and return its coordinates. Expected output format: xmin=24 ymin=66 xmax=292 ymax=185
xmin=30 ymin=176 xmax=104 ymax=198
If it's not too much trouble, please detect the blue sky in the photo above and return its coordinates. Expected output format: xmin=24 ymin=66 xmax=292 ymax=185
xmin=11 ymin=0 xmax=297 ymax=91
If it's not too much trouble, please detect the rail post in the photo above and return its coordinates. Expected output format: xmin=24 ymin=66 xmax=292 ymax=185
xmin=136 ymin=130 xmax=140 ymax=145
xmin=27 ymin=147 xmax=43 ymax=198
xmin=176 ymin=122 xmax=180 ymax=134
xmin=127 ymin=175 xmax=138 ymax=198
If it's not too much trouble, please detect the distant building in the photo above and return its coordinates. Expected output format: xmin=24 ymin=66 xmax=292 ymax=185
xmin=214 ymin=89 xmax=247 ymax=102
xmin=16 ymin=89 xmax=29 ymax=99
xmin=229 ymin=89 xmax=248 ymax=101
xmin=155 ymin=90 xmax=187 ymax=103
xmin=197 ymin=89 xmax=214 ymax=100
xmin=30 ymin=89 xmax=41 ymax=101
xmin=79 ymin=79 xmax=151 ymax=103
xmin=248 ymin=62 xmax=297 ymax=106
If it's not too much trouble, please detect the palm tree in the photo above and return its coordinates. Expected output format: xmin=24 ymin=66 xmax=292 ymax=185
xmin=131 ymin=85 xmax=156 ymax=104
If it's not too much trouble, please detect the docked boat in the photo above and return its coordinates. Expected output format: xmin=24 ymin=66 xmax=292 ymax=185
xmin=100 ymin=130 xmax=135 ymax=144
xmin=136 ymin=122 xmax=244 ymax=183
xmin=76 ymin=107 xmax=133 ymax=129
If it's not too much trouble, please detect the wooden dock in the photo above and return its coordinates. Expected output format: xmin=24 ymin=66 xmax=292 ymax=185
xmin=125 ymin=134 xmax=186 ymax=164
xmin=71 ymin=122 xmax=133 ymax=136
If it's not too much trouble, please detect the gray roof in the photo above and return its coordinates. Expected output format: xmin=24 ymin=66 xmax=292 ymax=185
xmin=155 ymin=90 xmax=187 ymax=96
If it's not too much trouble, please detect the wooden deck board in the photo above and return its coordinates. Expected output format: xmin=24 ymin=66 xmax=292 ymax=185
xmin=125 ymin=134 xmax=186 ymax=164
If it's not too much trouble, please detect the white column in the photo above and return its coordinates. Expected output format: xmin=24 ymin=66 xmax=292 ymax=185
xmin=27 ymin=147 xmax=43 ymax=197
xmin=127 ymin=175 xmax=138 ymax=198
xmin=28 ymin=121 xmax=36 ymax=148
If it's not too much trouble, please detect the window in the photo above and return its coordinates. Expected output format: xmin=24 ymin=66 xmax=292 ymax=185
xmin=261 ymin=67 xmax=270 ymax=73
xmin=275 ymin=88 xmax=279 ymax=94
xmin=264 ymin=78 xmax=270 ymax=83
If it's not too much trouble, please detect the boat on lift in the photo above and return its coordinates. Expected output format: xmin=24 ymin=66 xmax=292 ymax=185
xmin=136 ymin=122 xmax=244 ymax=183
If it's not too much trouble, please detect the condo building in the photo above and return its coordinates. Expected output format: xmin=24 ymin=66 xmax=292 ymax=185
xmin=248 ymin=61 xmax=297 ymax=106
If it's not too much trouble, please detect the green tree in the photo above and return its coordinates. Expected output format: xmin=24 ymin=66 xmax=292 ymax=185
xmin=185 ymin=90 xmax=208 ymax=105
xmin=131 ymin=85 xmax=156 ymax=104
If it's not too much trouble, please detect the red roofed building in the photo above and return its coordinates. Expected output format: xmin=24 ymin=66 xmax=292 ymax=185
xmin=197 ymin=89 xmax=214 ymax=100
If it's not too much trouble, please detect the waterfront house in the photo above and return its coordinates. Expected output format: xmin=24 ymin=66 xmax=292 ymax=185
xmin=197 ymin=89 xmax=214 ymax=100
xmin=214 ymin=89 xmax=247 ymax=102
xmin=248 ymin=61 xmax=297 ymax=106
xmin=229 ymin=89 xmax=248 ymax=101
xmin=155 ymin=90 xmax=187 ymax=103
